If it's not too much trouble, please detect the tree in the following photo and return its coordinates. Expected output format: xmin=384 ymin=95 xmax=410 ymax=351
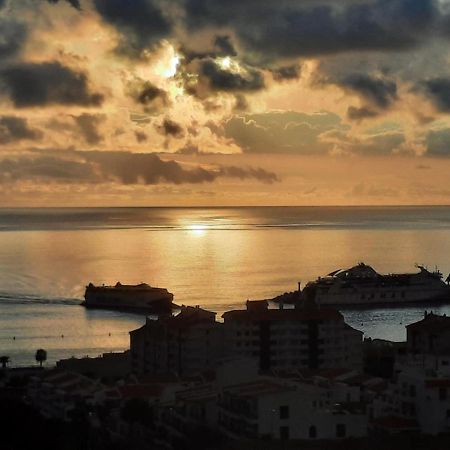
xmin=35 ymin=349 xmax=47 ymax=367
xmin=0 ymin=355 xmax=10 ymax=369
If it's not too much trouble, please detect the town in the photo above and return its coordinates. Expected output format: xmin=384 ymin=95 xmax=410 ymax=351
xmin=2 ymin=297 xmax=450 ymax=449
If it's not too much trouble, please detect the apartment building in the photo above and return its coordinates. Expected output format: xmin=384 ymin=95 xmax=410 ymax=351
xmin=218 ymin=375 xmax=367 ymax=441
xmin=130 ymin=305 xmax=225 ymax=377
xmin=222 ymin=300 xmax=363 ymax=371
xmin=407 ymin=311 xmax=450 ymax=355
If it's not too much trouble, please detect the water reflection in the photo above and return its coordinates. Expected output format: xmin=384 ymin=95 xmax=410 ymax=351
xmin=2 ymin=206 xmax=450 ymax=364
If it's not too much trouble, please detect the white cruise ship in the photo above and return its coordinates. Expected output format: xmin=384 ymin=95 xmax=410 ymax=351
xmin=273 ymin=263 xmax=450 ymax=307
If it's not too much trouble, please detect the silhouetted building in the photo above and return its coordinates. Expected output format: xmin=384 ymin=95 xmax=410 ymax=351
xmin=130 ymin=306 xmax=225 ymax=377
xmin=56 ymin=351 xmax=130 ymax=379
xmin=407 ymin=311 xmax=450 ymax=355
xmin=222 ymin=300 xmax=363 ymax=371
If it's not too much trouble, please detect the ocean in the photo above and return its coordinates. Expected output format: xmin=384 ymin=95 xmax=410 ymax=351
xmin=2 ymin=206 xmax=450 ymax=366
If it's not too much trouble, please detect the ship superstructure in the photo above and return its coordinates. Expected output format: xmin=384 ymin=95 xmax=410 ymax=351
xmin=306 ymin=263 xmax=450 ymax=307
xmin=83 ymin=282 xmax=174 ymax=313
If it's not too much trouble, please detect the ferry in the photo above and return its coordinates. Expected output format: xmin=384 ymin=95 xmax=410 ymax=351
xmin=83 ymin=282 xmax=174 ymax=313
xmin=272 ymin=263 xmax=450 ymax=308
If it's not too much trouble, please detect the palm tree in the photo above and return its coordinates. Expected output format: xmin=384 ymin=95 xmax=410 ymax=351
xmin=0 ymin=355 xmax=10 ymax=369
xmin=35 ymin=349 xmax=47 ymax=367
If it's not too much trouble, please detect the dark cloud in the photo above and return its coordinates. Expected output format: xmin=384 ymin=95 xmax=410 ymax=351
xmin=1 ymin=61 xmax=103 ymax=108
xmin=218 ymin=165 xmax=278 ymax=184
xmin=46 ymin=0 xmax=82 ymax=10
xmin=200 ymin=58 xmax=265 ymax=92
xmin=86 ymin=151 xmax=279 ymax=184
xmin=0 ymin=18 xmax=28 ymax=61
xmin=213 ymin=35 xmax=237 ymax=57
xmin=183 ymin=0 xmax=437 ymax=62
xmin=271 ymin=64 xmax=301 ymax=82
xmin=135 ymin=130 xmax=148 ymax=142
xmin=0 ymin=149 xmax=279 ymax=185
xmin=93 ymin=0 xmax=171 ymax=56
xmin=181 ymin=34 xmax=237 ymax=64
xmin=0 ymin=155 xmax=93 ymax=183
xmin=158 ymin=118 xmax=185 ymax=139
xmin=347 ymin=106 xmax=379 ymax=121
xmin=0 ymin=116 xmax=43 ymax=144
xmin=339 ymin=74 xmax=398 ymax=109
xmin=72 ymin=113 xmax=104 ymax=145
xmin=419 ymin=78 xmax=450 ymax=112
xmin=128 ymin=79 xmax=169 ymax=111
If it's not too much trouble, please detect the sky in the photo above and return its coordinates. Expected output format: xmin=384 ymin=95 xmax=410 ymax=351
xmin=1 ymin=0 xmax=450 ymax=206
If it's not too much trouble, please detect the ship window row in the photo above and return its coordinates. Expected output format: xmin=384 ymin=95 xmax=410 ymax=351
xmin=360 ymin=291 xmax=406 ymax=299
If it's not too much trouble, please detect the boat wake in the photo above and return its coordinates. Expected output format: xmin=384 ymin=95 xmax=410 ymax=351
xmin=0 ymin=292 xmax=81 ymax=306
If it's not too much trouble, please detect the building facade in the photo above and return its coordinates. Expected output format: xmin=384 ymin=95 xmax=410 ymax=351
xmin=222 ymin=300 xmax=363 ymax=372
xmin=130 ymin=306 xmax=225 ymax=377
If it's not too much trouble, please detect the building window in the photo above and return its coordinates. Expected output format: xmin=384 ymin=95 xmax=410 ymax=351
xmin=309 ymin=426 xmax=317 ymax=439
xmin=336 ymin=424 xmax=346 ymax=438
xmin=280 ymin=405 xmax=289 ymax=419
xmin=280 ymin=426 xmax=289 ymax=440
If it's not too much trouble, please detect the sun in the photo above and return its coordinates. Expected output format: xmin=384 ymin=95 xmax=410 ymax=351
xmin=188 ymin=224 xmax=207 ymax=236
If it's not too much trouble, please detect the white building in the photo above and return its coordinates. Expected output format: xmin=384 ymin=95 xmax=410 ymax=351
xmin=372 ymin=356 xmax=450 ymax=435
xmin=218 ymin=374 xmax=367 ymax=441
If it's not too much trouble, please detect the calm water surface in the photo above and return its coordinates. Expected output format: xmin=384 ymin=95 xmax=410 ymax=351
xmin=2 ymin=206 xmax=450 ymax=365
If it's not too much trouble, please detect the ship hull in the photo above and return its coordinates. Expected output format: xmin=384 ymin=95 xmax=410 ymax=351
xmin=272 ymin=263 xmax=450 ymax=309
xmin=83 ymin=283 xmax=174 ymax=314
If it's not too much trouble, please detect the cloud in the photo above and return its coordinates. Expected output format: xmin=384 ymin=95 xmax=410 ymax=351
xmin=213 ymin=35 xmax=237 ymax=57
xmin=270 ymin=64 xmax=301 ymax=82
xmin=426 ymin=128 xmax=450 ymax=156
xmin=0 ymin=18 xmax=28 ymax=61
xmin=127 ymin=79 xmax=170 ymax=111
xmin=218 ymin=165 xmax=278 ymax=184
xmin=92 ymin=0 xmax=171 ymax=56
xmin=0 ymin=150 xmax=279 ymax=186
xmin=72 ymin=113 xmax=104 ymax=145
xmin=347 ymin=106 xmax=379 ymax=121
xmin=135 ymin=130 xmax=148 ymax=142
xmin=0 ymin=116 xmax=43 ymax=144
xmin=0 ymin=155 xmax=93 ymax=183
xmin=183 ymin=0 xmax=437 ymax=63
xmin=419 ymin=78 xmax=450 ymax=112
xmin=337 ymin=74 xmax=398 ymax=109
xmin=158 ymin=118 xmax=185 ymax=138
xmin=199 ymin=58 xmax=265 ymax=92
xmin=1 ymin=61 xmax=103 ymax=108
xmin=224 ymin=111 xmax=346 ymax=154
xmin=46 ymin=0 xmax=82 ymax=10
